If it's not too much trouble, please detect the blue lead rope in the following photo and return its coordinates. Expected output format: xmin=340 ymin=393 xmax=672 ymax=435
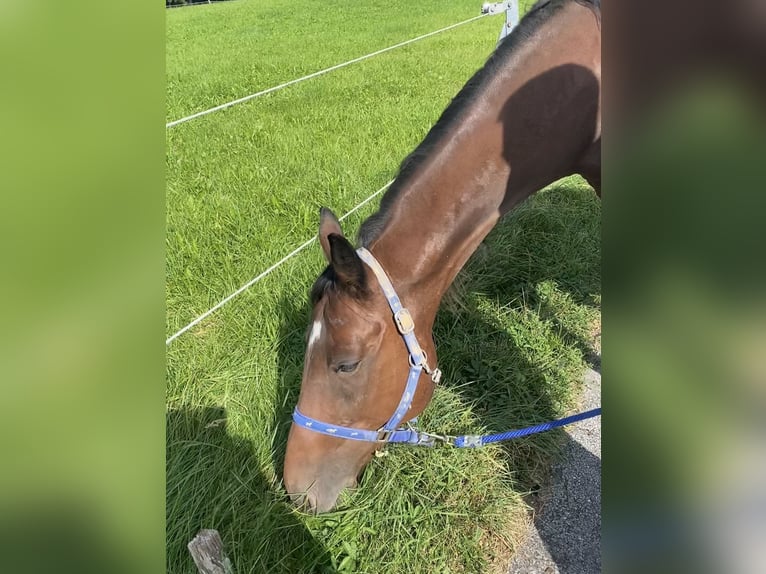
xmin=452 ymin=407 xmax=601 ymax=448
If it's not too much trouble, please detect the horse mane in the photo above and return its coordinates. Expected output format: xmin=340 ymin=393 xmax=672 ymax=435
xmin=356 ymin=0 xmax=597 ymax=247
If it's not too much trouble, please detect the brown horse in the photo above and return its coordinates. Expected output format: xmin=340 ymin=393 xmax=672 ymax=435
xmin=284 ymin=0 xmax=601 ymax=513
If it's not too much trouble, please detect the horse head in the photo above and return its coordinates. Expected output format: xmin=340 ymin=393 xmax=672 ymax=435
xmin=283 ymin=208 xmax=437 ymax=513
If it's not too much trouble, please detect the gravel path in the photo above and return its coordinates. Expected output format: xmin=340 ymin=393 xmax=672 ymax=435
xmin=507 ymin=366 xmax=601 ymax=574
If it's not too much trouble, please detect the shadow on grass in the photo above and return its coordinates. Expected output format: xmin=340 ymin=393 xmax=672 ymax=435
xmin=475 ymin=183 xmax=601 ymax=370
xmin=166 ymin=406 xmax=335 ymax=574
xmin=270 ymin=295 xmax=314 ymax=479
xmin=433 ymin=180 xmax=600 ymax=491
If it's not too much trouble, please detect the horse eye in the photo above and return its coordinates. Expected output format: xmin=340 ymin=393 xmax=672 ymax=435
xmin=335 ymin=361 xmax=360 ymax=374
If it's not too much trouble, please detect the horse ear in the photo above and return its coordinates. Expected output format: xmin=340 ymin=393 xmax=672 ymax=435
xmin=327 ymin=234 xmax=367 ymax=294
xmin=318 ymin=207 xmax=342 ymax=263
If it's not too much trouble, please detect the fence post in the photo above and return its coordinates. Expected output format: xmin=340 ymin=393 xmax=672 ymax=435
xmin=481 ymin=1 xmax=520 ymax=44
xmin=188 ymin=529 xmax=234 ymax=574
xmin=499 ymin=0 xmax=519 ymax=43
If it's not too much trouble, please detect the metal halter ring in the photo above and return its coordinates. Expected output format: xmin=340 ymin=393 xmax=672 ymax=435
xmin=407 ymin=350 xmax=442 ymax=384
xmin=408 ymin=349 xmax=428 ymax=368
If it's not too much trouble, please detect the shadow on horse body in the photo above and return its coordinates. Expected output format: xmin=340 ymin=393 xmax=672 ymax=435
xmin=283 ymin=0 xmax=601 ymax=513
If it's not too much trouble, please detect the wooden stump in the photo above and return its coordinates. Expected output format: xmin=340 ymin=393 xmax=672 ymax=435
xmin=188 ymin=529 xmax=234 ymax=574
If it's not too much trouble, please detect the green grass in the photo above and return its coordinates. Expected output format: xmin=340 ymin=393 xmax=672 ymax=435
xmin=167 ymin=1 xmax=600 ymax=572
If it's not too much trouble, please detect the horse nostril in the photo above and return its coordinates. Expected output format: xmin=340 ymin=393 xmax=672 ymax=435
xmin=290 ymin=491 xmax=319 ymax=514
xmin=344 ymin=476 xmax=358 ymax=489
xmin=305 ymin=492 xmax=318 ymax=514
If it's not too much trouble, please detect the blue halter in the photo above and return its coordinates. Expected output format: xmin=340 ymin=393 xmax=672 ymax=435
xmin=292 ymin=247 xmax=601 ymax=448
xmin=292 ymin=247 xmax=444 ymax=446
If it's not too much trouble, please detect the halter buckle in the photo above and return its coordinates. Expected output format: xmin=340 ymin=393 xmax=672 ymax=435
xmin=376 ymin=428 xmax=393 ymax=442
xmin=394 ymin=308 xmax=415 ymax=335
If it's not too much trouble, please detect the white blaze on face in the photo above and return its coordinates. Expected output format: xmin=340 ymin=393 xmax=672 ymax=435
xmin=307 ymin=319 xmax=322 ymax=351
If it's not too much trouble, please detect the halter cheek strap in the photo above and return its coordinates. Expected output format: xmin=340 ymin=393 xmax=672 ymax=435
xmin=356 ymin=247 xmax=442 ymax=430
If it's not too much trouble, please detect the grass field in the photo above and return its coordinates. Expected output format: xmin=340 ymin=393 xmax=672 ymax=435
xmin=166 ymin=1 xmax=601 ymax=572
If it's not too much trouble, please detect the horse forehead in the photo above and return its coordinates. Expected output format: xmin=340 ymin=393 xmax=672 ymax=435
xmin=323 ymin=296 xmax=385 ymax=342
xmin=325 ymin=295 xmax=370 ymax=325
xmin=306 ymin=300 xmax=356 ymax=349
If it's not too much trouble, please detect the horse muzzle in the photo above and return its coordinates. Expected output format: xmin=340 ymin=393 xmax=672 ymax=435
xmin=285 ymin=475 xmax=358 ymax=514
xmin=283 ymin=424 xmax=366 ymax=513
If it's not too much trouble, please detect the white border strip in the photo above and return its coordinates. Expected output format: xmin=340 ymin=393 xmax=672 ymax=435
xmin=166 ymin=13 xmax=489 ymax=128
xmin=166 ymin=180 xmax=394 ymax=344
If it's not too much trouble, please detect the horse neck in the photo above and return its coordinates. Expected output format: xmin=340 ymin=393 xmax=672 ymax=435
xmin=367 ymin=0 xmax=600 ymax=324
xmin=366 ymin=130 xmax=507 ymax=322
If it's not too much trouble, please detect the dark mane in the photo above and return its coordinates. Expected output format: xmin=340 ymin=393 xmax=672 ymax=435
xmin=356 ymin=0 xmax=594 ymax=247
